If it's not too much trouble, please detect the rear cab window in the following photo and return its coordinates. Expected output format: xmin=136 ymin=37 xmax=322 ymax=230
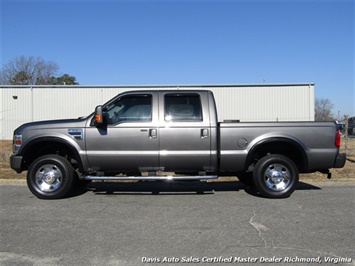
xmin=164 ymin=94 xmax=202 ymax=122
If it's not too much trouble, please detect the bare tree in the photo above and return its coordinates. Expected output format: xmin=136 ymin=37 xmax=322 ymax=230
xmin=315 ymin=98 xmax=335 ymax=121
xmin=0 ymin=56 xmax=59 ymax=85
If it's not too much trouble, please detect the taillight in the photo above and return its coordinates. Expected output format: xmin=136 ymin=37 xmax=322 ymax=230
xmin=13 ymin=134 xmax=22 ymax=153
xmin=335 ymin=129 xmax=341 ymax=148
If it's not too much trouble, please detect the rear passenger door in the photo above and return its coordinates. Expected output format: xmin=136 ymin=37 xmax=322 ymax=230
xmin=158 ymin=92 xmax=211 ymax=172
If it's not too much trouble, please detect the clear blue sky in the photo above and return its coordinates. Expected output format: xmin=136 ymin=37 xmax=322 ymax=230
xmin=1 ymin=0 xmax=354 ymax=118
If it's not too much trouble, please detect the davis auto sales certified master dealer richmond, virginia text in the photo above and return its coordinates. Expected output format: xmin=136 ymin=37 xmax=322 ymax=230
xmin=141 ymin=256 xmax=352 ymax=263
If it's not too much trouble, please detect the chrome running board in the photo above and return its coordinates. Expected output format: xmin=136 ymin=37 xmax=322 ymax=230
xmin=84 ymin=175 xmax=218 ymax=181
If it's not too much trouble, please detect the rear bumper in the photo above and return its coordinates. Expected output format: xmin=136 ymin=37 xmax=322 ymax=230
xmin=10 ymin=155 xmax=23 ymax=173
xmin=333 ymin=153 xmax=346 ymax=168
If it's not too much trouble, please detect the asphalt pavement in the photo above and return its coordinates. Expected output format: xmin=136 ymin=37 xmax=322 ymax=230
xmin=0 ymin=180 xmax=354 ymax=266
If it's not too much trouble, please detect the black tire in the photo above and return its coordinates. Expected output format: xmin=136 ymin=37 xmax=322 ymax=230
xmin=27 ymin=155 xmax=75 ymax=199
xmin=236 ymin=172 xmax=254 ymax=187
xmin=252 ymin=154 xmax=299 ymax=198
xmin=74 ymin=179 xmax=91 ymax=187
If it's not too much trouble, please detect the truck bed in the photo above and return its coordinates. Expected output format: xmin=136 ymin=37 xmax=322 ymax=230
xmin=218 ymin=121 xmax=339 ymax=173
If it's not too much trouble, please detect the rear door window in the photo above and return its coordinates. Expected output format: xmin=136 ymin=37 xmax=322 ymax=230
xmin=164 ymin=94 xmax=202 ymax=122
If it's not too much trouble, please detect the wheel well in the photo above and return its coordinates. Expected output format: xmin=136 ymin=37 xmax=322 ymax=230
xmin=246 ymin=140 xmax=307 ymax=172
xmin=22 ymin=141 xmax=82 ymax=172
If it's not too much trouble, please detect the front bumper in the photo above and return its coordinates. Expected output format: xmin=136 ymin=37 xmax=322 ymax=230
xmin=10 ymin=155 xmax=23 ymax=173
xmin=333 ymin=153 xmax=346 ymax=168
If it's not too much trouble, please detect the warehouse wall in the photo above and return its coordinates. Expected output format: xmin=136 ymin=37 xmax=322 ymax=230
xmin=211 ymin=84 xmax=314 ymax=122
xmin=0 ymin=84 xmax=314 ymax=139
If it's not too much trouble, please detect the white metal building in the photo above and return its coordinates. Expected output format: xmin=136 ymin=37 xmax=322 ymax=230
xmin=0 ymin=83 xmax=314 ymax=139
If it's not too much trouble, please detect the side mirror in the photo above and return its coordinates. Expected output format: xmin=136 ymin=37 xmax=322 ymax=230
xmin=94 ymin=105 xmax=103 ymax=126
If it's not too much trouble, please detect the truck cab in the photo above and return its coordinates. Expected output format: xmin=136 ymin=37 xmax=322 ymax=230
xmin=88 ymin=90 xmax=218 ymax=175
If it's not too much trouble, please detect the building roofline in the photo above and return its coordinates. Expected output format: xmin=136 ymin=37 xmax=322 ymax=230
xmin=0 ymin=83 xmax=315 ymax=89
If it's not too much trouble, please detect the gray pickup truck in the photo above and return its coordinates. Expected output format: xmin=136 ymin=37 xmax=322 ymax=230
xmin=10 ymin=90 xmax=346 ymax=199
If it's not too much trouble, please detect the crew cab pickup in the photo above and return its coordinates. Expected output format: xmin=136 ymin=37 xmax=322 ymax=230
xmin=10 ymin=90 xmax=346 ymax=199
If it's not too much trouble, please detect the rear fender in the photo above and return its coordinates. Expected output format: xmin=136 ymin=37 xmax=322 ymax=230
xmin=245 ymin=137 xmax=308 ymax=172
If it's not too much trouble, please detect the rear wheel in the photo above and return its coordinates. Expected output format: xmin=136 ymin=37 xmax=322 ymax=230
xmin=252 ymin=154 xmax=299 ymax=198
xmin=27 ymin=155 xmax=75 ymax=199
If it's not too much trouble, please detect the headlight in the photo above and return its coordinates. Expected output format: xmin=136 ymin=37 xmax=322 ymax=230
xmin=13 ymin=135 xmax=22 ymax=154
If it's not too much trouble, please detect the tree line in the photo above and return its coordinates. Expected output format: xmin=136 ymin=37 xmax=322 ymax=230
xmin=0 ymin=56 xmax=78 ymax=85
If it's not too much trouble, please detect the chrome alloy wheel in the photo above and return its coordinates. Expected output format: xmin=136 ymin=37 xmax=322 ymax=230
xmin=35 ymin=164 xmax=63 ymax=192
xmin=264 ymin=163 xmax=291 ymax=191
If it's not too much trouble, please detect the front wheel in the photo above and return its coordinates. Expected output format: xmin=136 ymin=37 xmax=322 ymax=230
xmin=252 ymin=154 xmax=299 ymax=198
xmin=27 ymin=155 xmax=75 ymax=199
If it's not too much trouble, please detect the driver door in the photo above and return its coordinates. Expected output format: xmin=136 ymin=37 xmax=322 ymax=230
xmin=85 ymin=92 xmax=159 ymax=173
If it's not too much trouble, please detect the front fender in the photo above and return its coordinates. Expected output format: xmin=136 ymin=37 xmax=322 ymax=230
xmin=19 ymin=134 xmax=88 ymax=172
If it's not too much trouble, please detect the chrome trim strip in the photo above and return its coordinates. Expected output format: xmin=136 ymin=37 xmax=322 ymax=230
xmin=160 ymin=150 xmax=211 ymax=155
xmin=84 ymin=175 xmax=218 ymax=181
xmin=86 ymin=151 xmax=158 ymax=155
xmin=220 ymin=150 xmax=248 ymax=155
xmin=86 ymin=150 xmax=211 ymax=155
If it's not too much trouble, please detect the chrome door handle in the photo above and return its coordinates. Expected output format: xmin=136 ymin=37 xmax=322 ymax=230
xmin=201 ymin=129 xmax=209 ymax=138
xmin=149 ymin=129 xmax=157 ymax=139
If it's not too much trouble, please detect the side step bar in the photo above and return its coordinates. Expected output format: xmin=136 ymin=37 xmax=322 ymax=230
xmin=84 ymin=175 xmax=218 ymax=181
